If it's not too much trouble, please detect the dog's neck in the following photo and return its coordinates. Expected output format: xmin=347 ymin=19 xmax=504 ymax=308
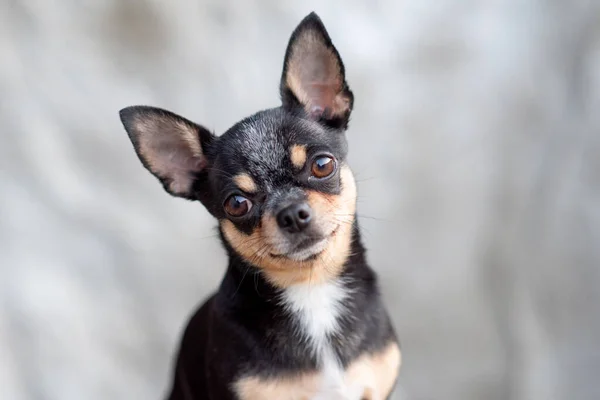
xmin=215 ymin=220 xmax=383 ymax=370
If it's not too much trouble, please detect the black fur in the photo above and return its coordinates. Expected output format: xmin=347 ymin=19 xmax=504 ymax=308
xmin=118 ymin=12 xmax=399 ymax=400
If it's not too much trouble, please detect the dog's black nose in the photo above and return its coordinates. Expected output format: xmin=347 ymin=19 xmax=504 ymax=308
xmin=277 ymin=203 xmax=312 ymax=233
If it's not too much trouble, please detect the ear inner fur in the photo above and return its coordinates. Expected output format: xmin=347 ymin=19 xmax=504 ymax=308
xmin=136 ymin=118 xmax=204 ymax=195
xmin=280 ymin=13 xmax=353 ymax=125
xmin=220 ymin=165 xmax=357 ymax=288
xmin=285 ymin=29 xmax=350 ymax=118
xmin=119 ymin=106 xmax=213 ymax=198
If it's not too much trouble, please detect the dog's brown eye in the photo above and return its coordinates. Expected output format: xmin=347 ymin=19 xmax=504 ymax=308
xmin=311 ymin=156 xmax=335 ymax=178
xmin=224 ymin=195 xmax=252 ymax=217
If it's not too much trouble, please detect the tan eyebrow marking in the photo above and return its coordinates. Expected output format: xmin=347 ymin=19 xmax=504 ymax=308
xmin=233 ymin=173 xmax=258 ymax=193
xmin=290 ymin=144 xmax=307 ymax=169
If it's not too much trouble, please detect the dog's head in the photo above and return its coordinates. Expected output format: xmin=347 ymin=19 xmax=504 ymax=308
xmin=120 ymin=13 xmax=357 ymax=288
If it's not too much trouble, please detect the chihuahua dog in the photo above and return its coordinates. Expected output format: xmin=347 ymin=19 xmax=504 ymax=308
xmin=119 ymin=12 xmax=400 ymax=400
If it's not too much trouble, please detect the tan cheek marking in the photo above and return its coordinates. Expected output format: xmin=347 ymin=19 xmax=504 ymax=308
xmin=261 ymin=213 xmax=281 ymax=248
xmin=221 ymin=220 xmax=267 ymax=265
xmin=304 ymin=165 xmax=357 ymax=277
xmin=290 ymin=144 xmax=307 ymax=169
xmin=305 ymin=190 xmax=332 ymax=220
xmin=221 ymin=166 xmax=358 ymax=289
xmin=234 ymin=173 xmax=258 ymax=193
xmin=345 ymin=341 xmax=402 ymax=400
xmin=306 ymin=165 xmax=357 ymax=222
xmin=234 ymin=373 xmax=321 ymax=400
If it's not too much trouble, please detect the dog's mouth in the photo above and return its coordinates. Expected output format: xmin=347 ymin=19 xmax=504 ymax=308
xmin=270 ymin=226 xmax=339 ymax=262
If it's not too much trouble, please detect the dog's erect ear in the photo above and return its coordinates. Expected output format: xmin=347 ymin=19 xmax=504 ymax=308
xmin=119 ymin=106 xmax=215 ymax=199
xmin=280 ymin=12 xmax=353 ymax=129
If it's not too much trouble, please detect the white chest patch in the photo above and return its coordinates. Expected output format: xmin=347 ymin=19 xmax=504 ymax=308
xmin=280 ymin=279 xmax=347 ymax=357
xmin=280 ymin=280 xmax=365 ymax=399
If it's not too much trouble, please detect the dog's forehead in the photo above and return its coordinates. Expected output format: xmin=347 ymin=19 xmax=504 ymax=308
xmin=220 ymin=110 xmax=329 ymax=185
xmin=237 ymin=119 xmax=287 ymax=174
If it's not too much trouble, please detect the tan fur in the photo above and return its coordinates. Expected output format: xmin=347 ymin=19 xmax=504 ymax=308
xmin=344 ymin=341 xmax=402 ymax=400
xmin=234 ymin=341 xmax=401 ymax=400
xmin=234 ymin=173 xmax=258 ymax=193
xmin=234 ymin=373 xmax=320 ymax=400
xmin=290 ymin=144 xmax=307 ymax=169
xmin=220 ymin=165 xmax=357 ymax=288
xmin=285 ymin=30 xmax=350 ymax=117
xmin=174 ymin=119 xmax=203 ymax=157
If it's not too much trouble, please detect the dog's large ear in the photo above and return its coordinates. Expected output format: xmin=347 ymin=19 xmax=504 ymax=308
xmin=119 ymin=106 xmax=215 ymax=200
xmin=280 ymin=12 xmax=353 ymax=129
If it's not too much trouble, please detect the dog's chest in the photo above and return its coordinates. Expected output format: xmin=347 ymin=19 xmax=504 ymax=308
xmin=280 ymin=280 xmax=362 ymax=398
xmin=233 ymin=280 xmax=401 ymax=400
xmin=281 ymin=280 xmax=348 ymax=360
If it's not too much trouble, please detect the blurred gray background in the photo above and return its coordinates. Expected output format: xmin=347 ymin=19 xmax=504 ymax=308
xmin=1 ymin=0 xmax=599 ymax=399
